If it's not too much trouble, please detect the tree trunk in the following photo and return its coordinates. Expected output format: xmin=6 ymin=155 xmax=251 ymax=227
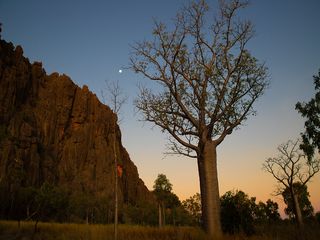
xmin=158 ymin=203 xmax=163 ymax=228
xmin=197 ymin=140 xmax=223 ymax=239
xmin=291 ymin=188 xmax=305 ymax=240
xmin=162 ymin=202 xmax=166 ymax=226
xmin=86 ymin=209 xmax=89 ymax=224
xmin=290 ymin=188 xmax=304 ymax=227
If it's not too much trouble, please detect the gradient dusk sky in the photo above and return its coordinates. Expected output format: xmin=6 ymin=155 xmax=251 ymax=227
xmin=1 ymin=0 xmax=320 ymax=216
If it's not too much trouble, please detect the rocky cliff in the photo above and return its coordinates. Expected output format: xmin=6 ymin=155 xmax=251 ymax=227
xmin=0 ymin=39 xmax=154 ymax=211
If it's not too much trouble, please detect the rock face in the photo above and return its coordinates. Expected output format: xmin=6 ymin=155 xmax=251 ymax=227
xmin=0 ymin=40 xmax=153 ymax=209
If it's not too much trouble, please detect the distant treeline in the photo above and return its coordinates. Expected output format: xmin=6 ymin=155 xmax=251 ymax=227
xmin=0 ymin=182 xmax=191 ymax=226
xmin=2 ymin=182 xmax=319 ymax=235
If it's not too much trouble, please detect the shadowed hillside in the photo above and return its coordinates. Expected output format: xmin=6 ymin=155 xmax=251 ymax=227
xmin=0 ymin=39 xmax=155 ymax=223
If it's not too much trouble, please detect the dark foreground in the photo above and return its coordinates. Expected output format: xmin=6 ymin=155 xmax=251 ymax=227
xmin=1 ymin=220 xmax=320 ymax=240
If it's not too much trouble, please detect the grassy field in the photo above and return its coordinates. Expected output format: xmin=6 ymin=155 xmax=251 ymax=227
xmin=1 ymin=220 xmax=319 ymax=240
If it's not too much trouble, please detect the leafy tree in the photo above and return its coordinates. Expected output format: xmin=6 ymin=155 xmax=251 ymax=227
xmin=182 ymin=193 xmax=202 ymax=225
xmin=255 ymin=199 xmax=280 ymax=223
xmin=153 ymin=174 xmax=174 ymax=227
xmin=264 ymin=199 xmax=281 ymax=222
xmin=34 ymin=183 xmax=69 ymax=223
xmin=152 ymin=174 xmax=191 ymax=226
xmin=296 ymin=69 xmax=320 ymax=160
xmin=69 ymin=192 xmax=99 ymax=224
xmin=130 ymin=0 xmax=268 ymax=238
xmin=124 ymin=202 xmax=158 ymax=226
xmin=282 ymin=183 xmax=314 ymax=219
xmin=220 ymin=190 xmax=256 ymax=235
xmin=263 ymin=139 xmax=320 ymax=229
xmin=153 ymin=173 xmax=173 ymax=193
xmin=170 ymin=205 xmax=195 ymax=226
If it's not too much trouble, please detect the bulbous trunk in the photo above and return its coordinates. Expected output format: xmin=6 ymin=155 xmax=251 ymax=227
xmin=197 ymin=140 xmax=223 ymax=239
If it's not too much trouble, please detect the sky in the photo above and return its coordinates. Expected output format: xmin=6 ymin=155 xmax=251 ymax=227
xmin=1 ymin=0 xmax=320 ymax=217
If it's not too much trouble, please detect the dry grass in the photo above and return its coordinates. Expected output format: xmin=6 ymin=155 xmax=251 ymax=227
xmin=0 ymin=221 xmax=205 ymax=240
xmin=0 ymin=220 xmax=319 ymax=240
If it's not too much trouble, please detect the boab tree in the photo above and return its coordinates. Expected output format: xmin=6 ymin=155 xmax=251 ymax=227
xmin=130 ymin=0 xmax=268 ymax=238
xmin=263 ymin=139 xmax=320 ymax=229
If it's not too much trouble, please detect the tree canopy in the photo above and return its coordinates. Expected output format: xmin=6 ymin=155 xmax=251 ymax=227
xmin=153 ymin=174 xmax=173 ymax=193
xmin=296 ymin=69 xmax=320 ymax=160
xmin=220 ymin=190 xmax=256 ymax=235
xmin=131 ymin=0 xmax=268 ymax=158
xmin=263 ymin=139 xmax=319 ymax=229
xmin=182 ymin=193 xmax=202 ymax=225
xmin=131 ymin=0 xmax=268 ymax=237
xmin=263 ymin=139 xmax=320 ymax=191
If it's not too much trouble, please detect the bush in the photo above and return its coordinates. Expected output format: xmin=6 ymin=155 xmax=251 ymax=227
xmin=220 ymin=190 xmax=256 ymax=235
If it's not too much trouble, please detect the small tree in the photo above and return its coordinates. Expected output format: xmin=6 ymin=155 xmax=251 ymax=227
xmin=152 ymin=174 xmax=184 ymax=226
xmin=263 ymin=139 xmax=320 ymax=229
xmin=153 ymin=173 xmax=173 ymax=227
xmin=220 ymin=190 xmax=256 ymax=235
xmin=101 ymin=79 xmax=128 ymax=123
xmin=255 ymin=199 xmax=280 ymax=224
xmin=102 ymin=79 xmax=127 ymax=240
xmin=153 ymin=174 xmax=173 ymax=193
xmin=264 ymin=199 xmax=281 ymax=222
xmin=130 ymin=0 xmax=268 ymax=237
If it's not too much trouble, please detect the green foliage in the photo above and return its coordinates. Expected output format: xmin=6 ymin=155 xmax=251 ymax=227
xmin=68 ymin=192 xmax=112 ymax=224
xmin=123 ymin=203 xmax=158 ymax=226
xmin=255 ymin=199 xmax=280 ymax=223
xmin=296 ymin=69 xmax=320 ymax=160
xmin=0 ymin=183 xmax=69 ymax=223
xmin=220 ymin=190 xmax=256 ymax=236
xmin=263 ymin=199 xmax=280 ymax=222
xmin=34 ymin=183 xmax=69 ymax=222
xmin=282 ymin=182 xmax=314 ymax=219
xmin=0 ymin=181 xmax=161 ymax=226
xmin=153 ymin=174 xmax=172 ymax=194
xmin=182 ymin=193 xmax=202 ymax=225
xmin=153 ymin=174 xmax=179 ymax=210
xmin=152 ymin=174 xmax=194 ymax=226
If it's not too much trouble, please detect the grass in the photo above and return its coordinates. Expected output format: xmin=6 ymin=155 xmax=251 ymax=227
xmin=0 ymin=221 xmax=205 ymax=240
xmin=0 ymin=220 xmax=319 ymax=240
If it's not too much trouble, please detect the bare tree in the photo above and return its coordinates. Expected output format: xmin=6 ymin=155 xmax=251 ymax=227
xmin=263 ymin=139 xmax=320 ymax=230
xmin=102 ymin=79 xmax=127 ymax=240
xmin=130 ymin=0 xmax=268 ymax=238
xmin=101 ymin=79 xmax=128 ymax=122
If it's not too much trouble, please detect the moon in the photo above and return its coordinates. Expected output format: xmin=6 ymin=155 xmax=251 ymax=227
xmin=118 ymin=69 xmax=123 ymax=74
